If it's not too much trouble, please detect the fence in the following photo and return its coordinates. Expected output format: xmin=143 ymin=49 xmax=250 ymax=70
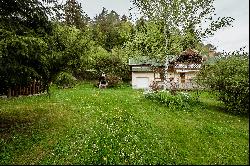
xmin=6 ymin=80 xmax=46 ymax=97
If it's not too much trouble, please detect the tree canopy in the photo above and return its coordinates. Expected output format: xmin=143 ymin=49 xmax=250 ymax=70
xmin=130 ymin=0 xmax=234 ymax=58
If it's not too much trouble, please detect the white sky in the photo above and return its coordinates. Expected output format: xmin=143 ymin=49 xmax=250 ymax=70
xmin=64 ymin=0 xmax=249 ymax=53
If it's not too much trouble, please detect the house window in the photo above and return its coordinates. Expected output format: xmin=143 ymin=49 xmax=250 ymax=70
xmin=180 ymin=73 xmax=185 ymax=83
xmin=154 ymin=72 xmax=161 ymax=79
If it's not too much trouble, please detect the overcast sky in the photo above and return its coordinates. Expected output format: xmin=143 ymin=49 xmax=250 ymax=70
xmin=73 ymin=0 xmax=249 ymax=53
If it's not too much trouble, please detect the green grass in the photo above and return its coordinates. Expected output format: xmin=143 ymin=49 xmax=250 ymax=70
xmin=0 ymin=82 xmax=249 ymax=165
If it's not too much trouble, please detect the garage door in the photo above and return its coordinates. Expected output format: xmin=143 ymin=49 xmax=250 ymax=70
xmin=135 ymin=77 xmax=149 ymax=89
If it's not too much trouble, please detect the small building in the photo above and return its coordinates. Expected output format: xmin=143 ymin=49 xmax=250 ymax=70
xmin=129 ymin=48 xmax=204 ymax=90
xmin=129 ymin=57 xmax=165 ymax=89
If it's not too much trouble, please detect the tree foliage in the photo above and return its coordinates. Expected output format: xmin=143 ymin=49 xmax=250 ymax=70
xmin=92 ymin=8 xmax=134 ymax=51
xmin=196 ymin=55 xmax=249 ymax=115
xmin=90 ymin=47 xmax=131 ymax=81
xmin=0 ymin=0 xmax=56 ymax=95
xmin=130 ymin=0 xmax=234 ymax=57
xmin=63 ymin=0 xmax=89 ymax=29
xmin=0 ymin=31 xmax=48 ymax=94
xmin=0 ymin=0 xmax=91 ymax=95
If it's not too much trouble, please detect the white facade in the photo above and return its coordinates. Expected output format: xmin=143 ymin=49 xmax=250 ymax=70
xmin=131 ymin=64 xmax=201 ymax=90
xmin=131 ymin=72 xmax=155 ymax=89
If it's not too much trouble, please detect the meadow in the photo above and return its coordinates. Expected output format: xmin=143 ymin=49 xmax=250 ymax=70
xmin=0 ymin=82 xmax=249 ymax=165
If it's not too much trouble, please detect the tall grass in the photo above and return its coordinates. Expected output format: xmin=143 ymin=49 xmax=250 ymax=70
xmin=0 ymin=82 xmax=248 ymax=165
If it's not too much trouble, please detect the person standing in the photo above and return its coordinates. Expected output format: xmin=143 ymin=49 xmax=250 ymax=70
xmin=99 ymin=73 xmax=107 ymax=89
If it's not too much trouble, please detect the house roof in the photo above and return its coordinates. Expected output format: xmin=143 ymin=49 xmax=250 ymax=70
xmin=181 ymin=48 xmax=199 ymax=56
xmin=129 ymin=57 xmax=165 ymax=66
xmin=174 ymin=48 xmax=203 ymax=63
xmin=129 ymin=49 xmax=203 ymax=67
xmin=131 ymin=66 xmax=153 ymax=72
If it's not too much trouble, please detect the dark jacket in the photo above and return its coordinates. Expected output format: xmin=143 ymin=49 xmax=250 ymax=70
xmin=99 ymin=76 xmax=106 ymax=84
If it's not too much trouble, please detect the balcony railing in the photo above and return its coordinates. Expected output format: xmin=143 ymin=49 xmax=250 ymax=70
xmin=174 ymin=63 xmax=202 ymax=70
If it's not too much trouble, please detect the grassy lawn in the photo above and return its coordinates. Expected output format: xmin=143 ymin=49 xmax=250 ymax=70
xmin=0 ymin=82 xmax=249 ymax=165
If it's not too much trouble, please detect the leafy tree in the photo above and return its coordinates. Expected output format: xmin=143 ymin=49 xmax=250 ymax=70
xmin=195 ymin=43 xmax=221 ymax=60
xmin=0 ymin=0 xmax=58 ymax=95
xmin=0 ymin=0 xmax=55 ymax=36
xmin=44 ymin=23 xmax=92 ymax=82
xmin=130 ymin=0 xmax=234 ymax=57
xmin=87 ymin=46 xmax=130 ymax=81
xmin=196 ymin=54 xmax=249 ymax=115
xmin=0 ymin=0 xmax=91 ymax=96
xmin=118 ymin=19 xmax=134 ymax=48
xmin=0 ymin=30 xmax=49 ymax=95
xmin=125 ymin=20 xmax=166 ymax=59
xmin=121 ymin=14 xmax=128 ymax=22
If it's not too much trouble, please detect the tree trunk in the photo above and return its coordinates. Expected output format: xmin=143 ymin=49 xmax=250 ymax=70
xmin=7 ymin=88 xmax=11 ymax=98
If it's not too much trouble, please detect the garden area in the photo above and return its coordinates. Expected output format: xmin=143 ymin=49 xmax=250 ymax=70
xmin=0 ymin=82 xmax=249 ymax=165
xmin=0 ymin=0 xmax=249 ymax=165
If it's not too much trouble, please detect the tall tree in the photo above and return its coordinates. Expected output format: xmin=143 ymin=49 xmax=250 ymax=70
xmin=0 ymin=0 xmax=91 ymax=96
xmin=131 ymin=0 xmax=234 ymax=58
xmin=63 ymin=0 xmax=89 ymax=29
xmin=0 ymin=0 xmax=56 ymax=35
xmin=0 ymin=0 xmax=59 ymax=95
xmin=92 ymin=8 xmax=132 ymax=51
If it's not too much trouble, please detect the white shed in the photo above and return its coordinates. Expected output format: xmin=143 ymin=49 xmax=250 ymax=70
xmin=129 ymin=57 xmax=164 ymax=89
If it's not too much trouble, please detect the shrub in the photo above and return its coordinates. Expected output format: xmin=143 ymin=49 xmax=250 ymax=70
xmin=149 ymin=81 xmax=162 ymax=92
xmin=54 ymin=72 xmax=77 ymax=89
xmin=144 ymin=90 xmax=198 ymax=111
xmin=106 ymin=74 xmax=122 ymax=88
xmin=196 ymin=55 xmax=249 ymax=115
xmin=92 ymin=54 xmax=130 ymax=81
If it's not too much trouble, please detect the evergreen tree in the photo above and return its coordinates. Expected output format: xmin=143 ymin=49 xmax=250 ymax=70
xmin=64 ymin=0 xmax=89 ymax=29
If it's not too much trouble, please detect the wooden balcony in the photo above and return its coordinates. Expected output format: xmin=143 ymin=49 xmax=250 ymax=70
xmin=174 ymin=63 xmax=202 ymax=70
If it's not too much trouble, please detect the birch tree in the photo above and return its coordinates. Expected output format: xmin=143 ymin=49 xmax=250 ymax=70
xmin=130 ymin=0 xmax=234 ymax=87
xmin=131 ymin=0 xmax=234 ymax=54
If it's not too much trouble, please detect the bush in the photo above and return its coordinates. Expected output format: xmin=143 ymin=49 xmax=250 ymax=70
xmin=149 ymin=81 xmax=162 ymax=92
xmin=54 ymin=72 xmax=77 ymax=89
xmin=196 ymin=55 xmax=249 ymax=115
xmin=92 ymin=54 xmax=130 ymax=82
xmin=106 ymin=74 xmax=122 ymax=88
xmin=144 ymin=90 xmax=198 ymax=111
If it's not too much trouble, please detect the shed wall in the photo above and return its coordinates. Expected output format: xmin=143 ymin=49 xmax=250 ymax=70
xmin=132 ymin=72 xmax=155 ymax=89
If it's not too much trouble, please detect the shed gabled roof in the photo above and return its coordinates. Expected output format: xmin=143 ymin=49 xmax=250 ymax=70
xmin=129 ymin=56 xmax=165 ymax=66
xmin=129 ymin=49 xmax=203 ymax=67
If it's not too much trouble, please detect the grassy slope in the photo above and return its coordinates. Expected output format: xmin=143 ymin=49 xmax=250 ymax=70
xmin=0 ymin=83 xmax=249 ymax=165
